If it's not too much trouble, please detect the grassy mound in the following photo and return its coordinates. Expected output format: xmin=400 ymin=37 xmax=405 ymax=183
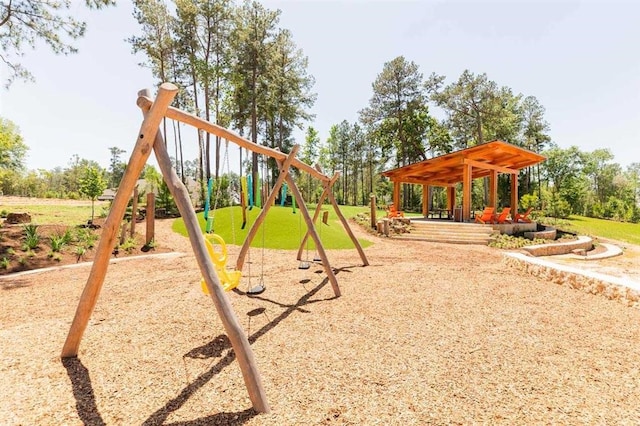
xmin=172 ymin=205 xmax=373 ymax=250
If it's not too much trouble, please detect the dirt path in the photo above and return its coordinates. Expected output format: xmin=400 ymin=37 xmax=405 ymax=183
xmin=2 ymin=216 xmax=640 ymax=424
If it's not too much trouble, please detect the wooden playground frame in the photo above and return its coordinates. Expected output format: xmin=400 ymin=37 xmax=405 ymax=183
xmin=60 ymin=83 xmax=369 ymax=413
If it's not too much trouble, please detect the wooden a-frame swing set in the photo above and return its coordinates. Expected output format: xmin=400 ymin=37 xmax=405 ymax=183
xmin=60 ymin=83 xmax=369 ymax=414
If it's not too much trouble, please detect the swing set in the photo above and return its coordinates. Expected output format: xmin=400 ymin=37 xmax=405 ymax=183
xmin=60 ymin=83 xmax=369 ymax=414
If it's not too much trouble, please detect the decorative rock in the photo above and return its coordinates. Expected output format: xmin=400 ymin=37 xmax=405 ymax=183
xmin=5 ymin=212 xmax=31 ymax=224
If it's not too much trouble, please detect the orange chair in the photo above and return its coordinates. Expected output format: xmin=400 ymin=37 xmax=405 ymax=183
xmin=474 ymin=207 xmax=495 ymax=224
xmin=387 ymin=204 xmax=404 ymax=218
xmin=493 ymin=207 xmax=511 ymax=224
xmin=513 ymin=207 xmax=533 ymax=223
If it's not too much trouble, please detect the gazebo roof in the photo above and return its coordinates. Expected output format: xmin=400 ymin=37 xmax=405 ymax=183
xmin=382 ymin=140 xmax=545 ymax=186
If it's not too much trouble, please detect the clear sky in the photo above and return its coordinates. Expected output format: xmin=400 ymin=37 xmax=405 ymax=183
xmin=1 ymin=0 xmax=638 ymax=173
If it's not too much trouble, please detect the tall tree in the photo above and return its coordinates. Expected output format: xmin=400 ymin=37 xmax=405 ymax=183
xmin=0 ymin=0 xmax=114 ymax=87
xmin=108 ymin=146 xmax=127 ymax=188
xmin=427 ymin=70 xmax=501 ymax=148
xmin=229 ymin=0 xmax=280 ymax=198
xmin=360 ymin=56 xmax=427 ymax=168
xmin=0 ymin=117 xmax=27 ymax=170
xmin=79 ymin=166 xmax=107 ymax=222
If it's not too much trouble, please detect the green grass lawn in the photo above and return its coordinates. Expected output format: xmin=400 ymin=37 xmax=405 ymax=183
xmin=0 ymin=202 xmax=108 ymax=226
xmin=172 ymin=205 xmax=374 ymax=250
xmin=559 ymin=215 xmax=640 ymax=245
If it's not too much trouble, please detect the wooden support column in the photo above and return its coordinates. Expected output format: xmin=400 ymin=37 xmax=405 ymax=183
xmin=145 ymin=192 xmax=155 ymax=245
xmin=422 ymin=185 xmax=428 ymax=217
xmin=141 ymin=89 xmax=270 ymax=413
xmin=393 ymin=181 xmax=401 ymax=210
xmin=325 ymin=185 xmax=369 ymax=267
xmin=511 ymin=172 xmax=519 ymax=217
xmin=285 ymin=173 xmax=341 ymax=297
xmin=462 ymin=164 xmax=472 ymax=222
xmin=236 ymin=147 xmax=299 ymax=271
xmin=370 ymin=194 xmax=376 ymax=229
xmin=296 ymin=173 xmax=339 ymax=260
xmin=489 ymin=170 xmax=498 ymax=208
xmin=447 ymin=186 xmax=455 ymax=212
xmin=61 ymin=83 xmax=177 ymax=358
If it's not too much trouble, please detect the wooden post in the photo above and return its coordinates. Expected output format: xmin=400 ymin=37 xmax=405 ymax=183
xmin=236 ymin=147 xmax=299 ymax=271
xmin=130 ymin=186 xmax=138 ymax=237
xmin=119 ymin=222 xmax=127 ymax=245
xmin=141 ymin=90 xmax=270 ymax=413
xmin=393 ymin=181 xmax=401 ymax=211
xmin=370 ymin=194 xmax=376 ymax=229
xmin=285 ymin=173 xmax=341 ymax=297
xmin=145 ymin=192 xmax=155 ymax=246
xmin=325 ymin=186 xmax=369 ymax=267
xmin=511 ymin=172 xmax=519 ymax=217
xmin=421 ymin=185 xmax=428 ymax=217
xmin=295 ymin=173 xmax=339 ymax=260
xmin=62 ymin=83 xmax=178 ymax=358
xmin=383 ymin=218 xmax=390 ymax=236
xmin=489 ymin=170 xmax=498 ymax=208
xmin=462 ymin=164 xmax=472 ymax=222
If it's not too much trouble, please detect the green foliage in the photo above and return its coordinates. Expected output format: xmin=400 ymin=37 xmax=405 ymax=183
xmin=75 ymin=228 xmax=98 ymax=249
xmin=173 ymin=205 xmax=373 ymax=250
xmin=0 ymin=117 xmax=28 ymax=170
xmin=0 ymin=0 xmax=115 ymax=87
xmin=157 ymin=181 xmax=178 ymax=215
xmin=79 ymin=166 xmax=108 ymax=222
xmin=520 ymin=193 xmax=539 ymax=210
xmin=49 ymin=234 xmax=66 ymax=252
xmin=0 ymin=209 xmax=7 ymax=218
xmin=562 ymin=215 xmax=640 ymax=245
xmin=120 ymin=237 xmax=137 ymax=253
xmin=489 ymin=234 xmax=548 ymax=249
xmin=75 ymin=246 xmax=87 ymax=262
xmin=0 ymin=257 xmax=9 ymax=269
xmin=21 ymin=224 xmax=39 ymax=250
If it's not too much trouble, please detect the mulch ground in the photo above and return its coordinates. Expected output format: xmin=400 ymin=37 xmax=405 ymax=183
xmin=1 ymin=218 xmax=640 ymax=425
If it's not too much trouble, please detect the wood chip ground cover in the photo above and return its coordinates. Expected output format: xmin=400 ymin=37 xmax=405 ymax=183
xmin=1 ymin=218 xmax=640 ymax=425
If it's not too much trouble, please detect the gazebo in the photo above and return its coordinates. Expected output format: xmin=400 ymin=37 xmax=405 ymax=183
xmin=381 ymin=140 xmax=546 ymax=222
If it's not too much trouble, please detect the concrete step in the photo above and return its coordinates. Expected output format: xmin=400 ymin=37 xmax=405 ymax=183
xmin=391 ymin=220 xmax=495 ymax=244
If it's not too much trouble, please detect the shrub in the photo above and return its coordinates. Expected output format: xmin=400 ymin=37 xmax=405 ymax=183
xmin=22 ymin=234 xmax=40 ymax=251
xmin=0 ymin=257 xmax=9 ymax=269
xmin=75 ymin=246 xmax=87 ymax=262
xmin=120 ymin=237 xmax=137 ymax=253
xmin=0 ymin=209 xmax=8 ymax=218
xmin=49 ymin=234 xmax=66 ymax=252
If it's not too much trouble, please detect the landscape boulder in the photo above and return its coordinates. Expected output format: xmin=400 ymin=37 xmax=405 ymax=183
xmin=5 ymin=212 xmax=31 ymax=224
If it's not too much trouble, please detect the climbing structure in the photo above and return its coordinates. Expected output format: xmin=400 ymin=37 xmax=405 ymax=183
xmin=60 ymin=83 xmax=369 ymax=414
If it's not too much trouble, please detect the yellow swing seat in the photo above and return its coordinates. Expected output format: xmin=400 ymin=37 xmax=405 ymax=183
xmin=200 ymin=233 xmax=242 ymax=294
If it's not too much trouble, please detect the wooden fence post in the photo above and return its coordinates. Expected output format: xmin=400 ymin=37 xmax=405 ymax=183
xmin=145 ymin=192 xmax=155 ymax=245
xmin=370 ymin=194 xmax=376 ymax=229
xmin=130 ymin=186 xmax=138 ymax=237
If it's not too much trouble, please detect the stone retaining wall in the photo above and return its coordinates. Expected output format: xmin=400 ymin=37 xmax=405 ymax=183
xmin=504 ymin=252 xmax=640 ymax=309
xmin=522 ymin=235 xmax=593 ymax=256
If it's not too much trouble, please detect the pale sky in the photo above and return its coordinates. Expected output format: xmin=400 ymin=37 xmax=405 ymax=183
xmin=0 ymin=1 xmax=638 ymax=173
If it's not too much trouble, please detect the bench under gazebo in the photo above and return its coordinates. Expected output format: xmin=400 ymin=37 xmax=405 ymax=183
xmin=382 ymin=140 xmax=546 ymax=222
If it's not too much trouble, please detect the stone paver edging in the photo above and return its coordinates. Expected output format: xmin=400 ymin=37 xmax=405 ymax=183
xmin=521 ymin=235 xmax=593 ymax=256
xmin=504 ymin=252 xmax=640 ymax=309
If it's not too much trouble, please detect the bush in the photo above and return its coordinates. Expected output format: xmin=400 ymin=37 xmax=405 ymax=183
xmin=49 ymin=234 xmax=66 ymax=252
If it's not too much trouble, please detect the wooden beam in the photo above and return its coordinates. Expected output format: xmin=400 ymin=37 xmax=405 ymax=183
xmin=295 ymin=172 xmax=338 ymax=261
xmin=447 ymin=186 xmax=455 ymax=212
xmin=62 ymin=83 xmax=178 ymax=359
xmin=463 ymin=158 xmax=518 ymax=175
xmin=236 ymin=147 xmax=298 ymax=271
xmin=325 ymin=185 xmax=369 ymax=267
xmin=285 ymin=173 xmax=341 ymax=297
xmin=137 ymin=96 xmax=328 ymax=183
xmin=130 ymin=186 xmax=138 ymax=237
xmin=142 ymin=89 xmax=270 ymax=413
xmin=462 ymin=164 xmax=472 ymax=222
